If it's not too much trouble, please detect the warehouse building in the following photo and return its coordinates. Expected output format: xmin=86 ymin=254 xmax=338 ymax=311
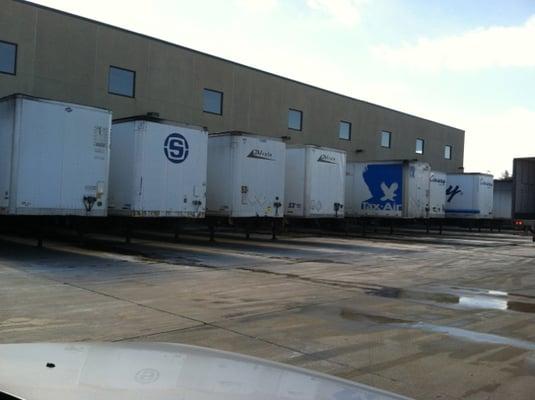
xmin=0 ymin=0 xmax=464 ymax=172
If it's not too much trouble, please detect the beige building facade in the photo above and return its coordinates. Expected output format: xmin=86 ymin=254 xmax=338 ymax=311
xmin=1 ymin=0 xmax=465 ymax=172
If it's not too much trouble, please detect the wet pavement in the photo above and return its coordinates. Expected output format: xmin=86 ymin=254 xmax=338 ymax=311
xmin=1 ymin=227 xmax=535 ymax=399
xmin=365 ymin=285 xmax=535 ymax=314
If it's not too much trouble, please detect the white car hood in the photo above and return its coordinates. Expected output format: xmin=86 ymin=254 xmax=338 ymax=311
xmin=0 ymin=342 xmax=411 ymax=400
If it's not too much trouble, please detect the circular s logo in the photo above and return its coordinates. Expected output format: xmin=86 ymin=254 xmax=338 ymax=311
xmin=164 ymin=133 xmax=189 ymax=164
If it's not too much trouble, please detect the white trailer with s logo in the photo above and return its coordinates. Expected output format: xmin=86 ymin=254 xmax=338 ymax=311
xmin=285 ymin=145 xmax=346 ymax=218
xmin=0 ymin=94 xmax=111 ymax=217
xmin=108 ymin=116 xmax=207 ymax=218
xmin=445 ymin=173 xmax=494 ymax=219
xmin=206 ymin=132 xmax=286 ymax=218
xmin=345 ymin=161 xmax=431 ymax=219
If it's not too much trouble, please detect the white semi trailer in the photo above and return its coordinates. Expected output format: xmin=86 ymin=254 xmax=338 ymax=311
xmin=445 ymin=173 xmax=494 ymax=219
xmin=109 ymin=117 xmax=207 ymax=218
xmin=0 ymin=94 xmax=111 ymax=217
xmin=345 ymin=161 xmax=431 ymax=219
xmin=206 ymin=133 xmax=286 ymax=219
xmin=285 ymin=146 xmax=346 ymax=218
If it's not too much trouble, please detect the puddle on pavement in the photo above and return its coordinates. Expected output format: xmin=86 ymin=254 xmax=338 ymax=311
xmin=335 ymin=307 xmax=535 ymax=351
xmin=364 ymin=285 xmax=535 ymax=314
xmin=405 ymin=322 xmax=535 ymax=351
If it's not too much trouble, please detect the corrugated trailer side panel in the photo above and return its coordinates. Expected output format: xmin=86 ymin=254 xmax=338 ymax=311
xmin=344 ymin=164 xmax=356 ymax=217
xmin=206 ymin=135 xmax=233 ymax=216
xmin=493 ymin=179 xmax=512 ymax=220
xmin=478 ymin=175 xmax=494 ymax=218
xmin=0 ymin=98 xmax=14 ymax=213
xmin=285 ymin=148 xmax=306 ymax=217
xmin=513 ymin=158 xmax=535 ymax=221
xmin=108 ymin=121 xmax=138 ymax=214
xmin=406 ymin=162 xmax=431 ymax=219
xmin=429 ymin=171 xmax=447 ymax=218
xmin=179 ymin=125 xmax=207 ymax=217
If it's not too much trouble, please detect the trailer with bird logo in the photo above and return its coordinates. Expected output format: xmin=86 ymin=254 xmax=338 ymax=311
xmin=345 ymin=161 xmax=432 ymax=219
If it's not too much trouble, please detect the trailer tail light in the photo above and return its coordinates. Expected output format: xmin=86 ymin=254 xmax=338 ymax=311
xmin=514 ymin=220 xmax=525 ymax=230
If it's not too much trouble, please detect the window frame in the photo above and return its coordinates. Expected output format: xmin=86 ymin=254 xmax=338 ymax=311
xmin=0 ymin=40 xmax=18 ymax=76
xmin=288 ymin=108 xmax=303 ymax=131
xmin=415 ymin=138 xmax=425 ymax=155
xmin=339 ymin=120 xmax=352 ymax=141
xmin=108 ymin=65 xmax=136 ymax=98
xmin=380 ymin=130 xmax=392 ymax=148
xmin=444 ymin=145 xmax=453 ymax=160
xmin=203 ymin=88 xmax=224 ymax=116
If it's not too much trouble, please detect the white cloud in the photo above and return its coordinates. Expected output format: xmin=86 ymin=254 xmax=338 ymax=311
xmin=374 ymin=15 xmax=535 ymax=71
xmin=461 ymin=107 xmax=535 ymax=176
xmin=306 ymin=0 xmax=365 ymax=27
xmin=343 ymin=82 xmax=535 ymax=177
xmin=234 ymin=0 xmax=279 ymax=14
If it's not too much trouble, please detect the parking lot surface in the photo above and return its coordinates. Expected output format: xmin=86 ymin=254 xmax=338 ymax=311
xmin=1 ymin=228 xmax=535 ymax=399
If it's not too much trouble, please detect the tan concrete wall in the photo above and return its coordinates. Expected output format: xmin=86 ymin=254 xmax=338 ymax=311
xmin=0 ymin=0 xmax=465 ymax=172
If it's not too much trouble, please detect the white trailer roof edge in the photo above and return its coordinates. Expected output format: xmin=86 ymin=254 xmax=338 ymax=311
xmin=0 ymin=93 xmax=112 ymax=115
xmin=347 ymin=159 xmax=430 ymax=166
xmin=210 ymin=131 xmax=284 ymax=142
xmin=113 ymin=115 xmax=207 ymax=132
xmin=287 ymin=144 xmax=347 ymax=154
xmin=447 ymin=172 xmax=494 ymax=177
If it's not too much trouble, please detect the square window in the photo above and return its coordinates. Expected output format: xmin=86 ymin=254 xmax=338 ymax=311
xmin=203 ymin=88 xmax=223 ymax=115
xmin=339 ymin=121 xmax=351 ymax=140
xmin=380 ymin=131 xmax=391 ymax=148
xmin=108 ymin=66 xmax=135 ymax=97
xmin=288 ymin=109 xmax=303 ymax=131
xmin=0 ymin=40 xmax=17 ymax=75
xmin=444 ymin=145 xmax=452 ymax=160
xmin=416 ymin=138 xmax=424 ymax=154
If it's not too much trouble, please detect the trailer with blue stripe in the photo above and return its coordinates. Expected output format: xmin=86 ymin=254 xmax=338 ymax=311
xmin=445 ymin=173 xmax=494 ymax=219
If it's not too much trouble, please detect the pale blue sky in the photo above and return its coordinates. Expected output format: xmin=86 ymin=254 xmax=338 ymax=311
xmin=31 ymin=0 xmax=535 ymax=176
